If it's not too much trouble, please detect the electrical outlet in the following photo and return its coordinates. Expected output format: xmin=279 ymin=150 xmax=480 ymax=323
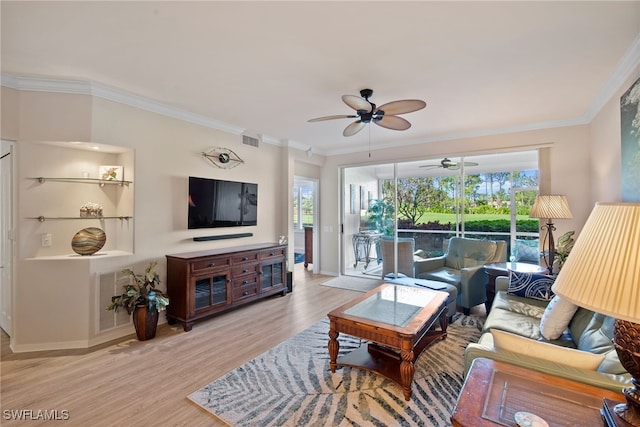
xmin=41 ymin=233 xmax=52 ymax=247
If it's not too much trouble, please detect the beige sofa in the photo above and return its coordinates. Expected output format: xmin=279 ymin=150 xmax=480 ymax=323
xmin=464 ymin=276 xmax=632 ymax=392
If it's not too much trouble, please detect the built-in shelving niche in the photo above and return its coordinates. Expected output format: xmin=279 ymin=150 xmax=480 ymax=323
xmin=22 ymin=141 xmax=135 ymax=258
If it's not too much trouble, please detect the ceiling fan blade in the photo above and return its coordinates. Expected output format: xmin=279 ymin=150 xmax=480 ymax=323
xmin=342 ymin=95 xmax=372 ymax=113
xmin=376 ymin=99 xmax=426 ymax=115
xmin=374 ymin=115 xmax=411 ymax=131
xmin=308 ymin=114 xmax=358 ymax=123
xmin=420 ymin=158 xmax=479 ymax=170
xmin=343 ymin=120 xmax=366 ymax=137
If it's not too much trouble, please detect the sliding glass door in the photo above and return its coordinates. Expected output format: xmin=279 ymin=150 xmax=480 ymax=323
xmin=342 ymin=151 xmax=540 ymax=277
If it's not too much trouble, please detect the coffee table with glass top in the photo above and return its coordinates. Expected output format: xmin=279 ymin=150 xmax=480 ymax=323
xmin=327 ymin=283 xmax=449 ymax=401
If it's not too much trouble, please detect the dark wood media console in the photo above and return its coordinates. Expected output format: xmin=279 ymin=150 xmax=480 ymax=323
xmin=166 ymin=242 xmax=287 ymax=331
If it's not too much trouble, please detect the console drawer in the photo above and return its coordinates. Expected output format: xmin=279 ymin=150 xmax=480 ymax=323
xmin=232 ymin=283 xmax=258 ymax=301
xmin=231 ymin=251 xmax=259 ymax=264
xmin=231 ymin=263 xmax=259 ymax=277
xmin=259 ymin=247 xmax=286 ymax=260
xmin=232 ymin=275 xmax=258 ymax=289
xmin=191 ymin=256 xmax=230 ymax=274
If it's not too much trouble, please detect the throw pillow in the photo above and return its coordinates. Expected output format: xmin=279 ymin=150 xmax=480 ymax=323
xmin=507 ymin=270 xmax=555 ymax=301
xmin=513 ymin=239 xmax=540 ymax=263
xmin=539 ymin=295 xmax=579 ymax=340
xmin=491 ymin=329 xmax=605 ymax=370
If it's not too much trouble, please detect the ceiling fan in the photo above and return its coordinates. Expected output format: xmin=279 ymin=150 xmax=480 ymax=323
xmin=420 ymin=158 xmax=479 ymax=171
xmin=308 ymin=88 xmax=426 ymax=137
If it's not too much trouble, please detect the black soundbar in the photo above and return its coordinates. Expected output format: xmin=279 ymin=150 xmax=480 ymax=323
xmin=193 ymin=233 xmax=253 ymax=241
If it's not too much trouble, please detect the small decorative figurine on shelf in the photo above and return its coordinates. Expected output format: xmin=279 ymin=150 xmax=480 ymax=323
xmin=79 ymin=202 xmax=103 ymax=218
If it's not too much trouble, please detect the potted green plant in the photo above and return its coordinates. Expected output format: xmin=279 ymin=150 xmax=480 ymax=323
xmin=106 ymin=261 xmax=169 ymax=341
xmin=554 ymin=230 xmax=575 ymax=272
xmin=367 ymin=198 xmax=395 ymax=236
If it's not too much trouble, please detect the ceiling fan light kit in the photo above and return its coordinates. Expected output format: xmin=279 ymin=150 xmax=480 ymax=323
xmin=308 ymin=88 xmax=426 ymax=137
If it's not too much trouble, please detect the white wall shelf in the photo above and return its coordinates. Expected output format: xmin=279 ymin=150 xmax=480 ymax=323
xmin=29 ymin=177 xmax=132 ymax=186
xmin=26 ymin=216 xmax=133 ymax=222
xmin=24 ymin=250 xmax=134 ymax=261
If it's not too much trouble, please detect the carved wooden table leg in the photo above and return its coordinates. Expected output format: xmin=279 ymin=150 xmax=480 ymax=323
xmin=328 ymin=328 xmax=339 ymax=373
xmin=399 ymin=341 xmax=415 ymax=401
xmin=439 ymin=310 xmax=449 ymax=334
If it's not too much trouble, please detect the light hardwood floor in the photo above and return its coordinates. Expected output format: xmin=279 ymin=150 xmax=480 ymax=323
xmin=1 ymin=264 xmax=359 ymax=426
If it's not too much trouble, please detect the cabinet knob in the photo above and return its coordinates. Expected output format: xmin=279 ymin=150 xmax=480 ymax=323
xmin=243 ymin=280 xmax=248 ymax=285
xmin=243 ymin=269 xmax=249 ymax=273
xmin=242 ymin=257 xmax=249 ymax=261
xmin=243 ymin=291 xmax=249 ymax=296
xmin=269 ymin=252 xmax=274 ymax=256
xmin=209 ymin=262 xmax=216 ymax=267
xmin=258 ymin=271 xmax=263 ymax=275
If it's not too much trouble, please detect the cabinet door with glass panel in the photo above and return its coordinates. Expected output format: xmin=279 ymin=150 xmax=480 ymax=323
xmin=191 ymin=271 xmax=230 ymax=315
xmin=258 ymin=247 xmax=286 ymax=293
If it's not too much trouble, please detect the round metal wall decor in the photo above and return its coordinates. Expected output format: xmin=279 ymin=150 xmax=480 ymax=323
xmin=201 ymin=147 xmax=244 ymax=169
xmin=71 ymin=227 xmax=106 ymax=255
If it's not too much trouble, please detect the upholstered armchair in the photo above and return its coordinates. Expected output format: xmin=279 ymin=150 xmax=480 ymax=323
xmin=512 ymin=238 xmax=541 ymax=265
xmin=380 ymin=237 xmax=416 ymax=279
xmin=414 ymin=237 xmax=507 ymax=314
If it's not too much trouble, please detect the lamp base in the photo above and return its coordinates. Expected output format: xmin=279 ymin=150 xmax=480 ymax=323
xmin=614 ymin=382 xmax=640 ymax=426
xmin=540 ymin=222 xmax=556 ymax=275
xmin=603 ymin=398 xmax=635 ymax=426
xmin=613 ymin=320 xmax=640 ymax=427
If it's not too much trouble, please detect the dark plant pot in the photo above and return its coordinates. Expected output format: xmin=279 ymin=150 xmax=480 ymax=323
xmin=132 ymin=305 xmax=158 ymax=341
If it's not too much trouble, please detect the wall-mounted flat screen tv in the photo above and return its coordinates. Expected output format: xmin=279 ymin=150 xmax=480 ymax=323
xmin=188 ymin=176 xmax=258 ymax=229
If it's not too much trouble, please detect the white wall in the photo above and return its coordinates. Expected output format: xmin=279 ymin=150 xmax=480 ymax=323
xmin=4 ymin=88 xmax=295 ymax=350
xmin=91 ymin=97 xmax=286 ymax=255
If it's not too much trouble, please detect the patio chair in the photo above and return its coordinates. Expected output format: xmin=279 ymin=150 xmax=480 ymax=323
xmin=380 ymin=237 xmax=416 ymax=279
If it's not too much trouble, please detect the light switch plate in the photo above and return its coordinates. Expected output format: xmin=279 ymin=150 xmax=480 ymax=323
xmin=41 ymin=233 xmax=52 ymax=247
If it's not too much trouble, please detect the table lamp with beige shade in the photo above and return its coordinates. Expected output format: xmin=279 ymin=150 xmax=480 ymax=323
xmin=529 ymin=195 xmax=573 ymax=275
xmin=551 ymin=202 xmax=640 ymax=426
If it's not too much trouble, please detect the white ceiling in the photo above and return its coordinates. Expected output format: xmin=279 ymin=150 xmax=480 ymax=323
xmin=2 ymin=1 xmax=639 ymax=156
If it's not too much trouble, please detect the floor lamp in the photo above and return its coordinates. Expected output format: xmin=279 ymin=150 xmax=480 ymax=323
xmin=529 ymin=195 xmax=572 ymax=275
xmin=551 ymin=202 xmax=640 ymax=426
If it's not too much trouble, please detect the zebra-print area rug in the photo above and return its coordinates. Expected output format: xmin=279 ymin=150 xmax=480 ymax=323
xmin=188 ymin=313 xmax=484 ymax=426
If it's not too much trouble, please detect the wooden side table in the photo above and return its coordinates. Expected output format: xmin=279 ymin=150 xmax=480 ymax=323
xmin=483 ymin=262 xmax=547 ymax=313
xmin=451 ymin=358 xmax=624 ymax=426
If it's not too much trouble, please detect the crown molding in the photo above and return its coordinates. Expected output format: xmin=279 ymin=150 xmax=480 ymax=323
xmin=584 ymin=33 xmax=640 ymax=121
xmin=1 ymin=72 xmax=297 ymax=150
xmin=0 ymin=73 xmax=249 ymax=137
